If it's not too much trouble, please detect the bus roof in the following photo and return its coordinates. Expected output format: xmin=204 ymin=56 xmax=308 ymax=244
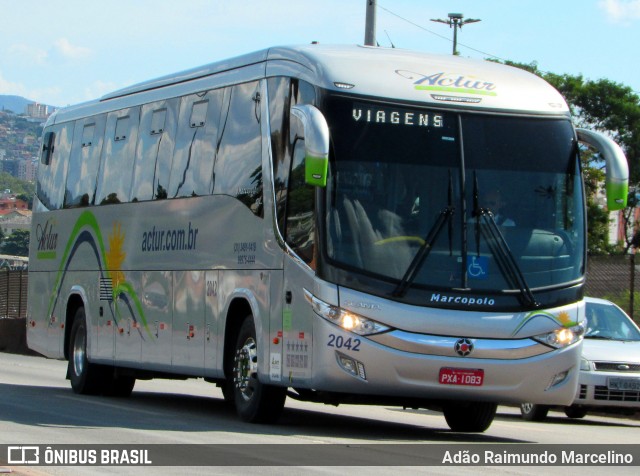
xmin=49 ymin=44 xmax=569 ymax=124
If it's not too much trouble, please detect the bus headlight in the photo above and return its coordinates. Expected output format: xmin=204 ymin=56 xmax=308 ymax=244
xmin=304 ymin=290 xmax=391 ymax=336
xmin=533 ymin=322 xmax=585 ymax=349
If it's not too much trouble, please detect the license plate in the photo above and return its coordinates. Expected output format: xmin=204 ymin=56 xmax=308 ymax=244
xmin=608 ymin=377 xmax=640 ymax=391
xmin=439 ymin=367 xmax=484 ymax=386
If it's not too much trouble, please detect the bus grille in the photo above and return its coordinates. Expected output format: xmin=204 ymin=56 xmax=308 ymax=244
xmin=100 ymin=278 xmax=113 ymax=301
xmin=593 ymin=386 xmax=640 ymax=402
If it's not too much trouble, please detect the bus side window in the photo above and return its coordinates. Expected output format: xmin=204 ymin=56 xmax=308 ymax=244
xmin=95 ymin=107 xmax=140 ymax=205
xmin=268 ymin=77 xmax=316 ymax=235
xmin=213 ymin=81 xmax=263 ymax=216
xmin=132 ymin=99 xmax=178 ymax=201
xmin=41 ymin=131 xmax=55 ymax=165
xmin=37 ymin=123 xmax=73 ymax=210
xmin=285 ymin=139 xmax=315 ymax=266
xmin=169 ymin=90 xmax=223 ymax=199
xmin=64 ymin=115 xmax=106 ymax=207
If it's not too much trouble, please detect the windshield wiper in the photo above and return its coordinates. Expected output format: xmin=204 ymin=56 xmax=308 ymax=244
xmin=473 ymin=175 xmax=539 ymax=309
xmin=392 ymin=206 xmax=454 ymax=298
xmin=392 ymin=173 xmax=455 ymax=298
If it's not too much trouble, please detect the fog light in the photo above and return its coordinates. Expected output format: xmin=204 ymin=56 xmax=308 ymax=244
xmin=546 ymin=369 xmax=570 ymax=389
xmin=336 ymin=351 xmax=367 ymax=380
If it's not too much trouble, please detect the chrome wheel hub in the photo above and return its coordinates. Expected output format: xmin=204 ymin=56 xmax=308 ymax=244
xmin=73 ymin=329 xmax=85 ymax=376
xmin=233 ymin=338 xmax=258 ymax=401
xmin=521 ymin=402 xmax=534 ymax=413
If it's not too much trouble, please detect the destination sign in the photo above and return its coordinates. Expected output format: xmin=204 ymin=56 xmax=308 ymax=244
xmin=352 ymin=103 xmax=444 ymax=128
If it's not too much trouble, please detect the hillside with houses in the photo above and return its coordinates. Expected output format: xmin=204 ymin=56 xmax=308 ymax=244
xmin=0 ymin=95 xmax=43 ymax=257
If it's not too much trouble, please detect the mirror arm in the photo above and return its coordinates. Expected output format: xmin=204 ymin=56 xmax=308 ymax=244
xmin=577 ymin=128 xmax=629 ymax=210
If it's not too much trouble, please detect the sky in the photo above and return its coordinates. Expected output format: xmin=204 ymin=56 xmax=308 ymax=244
xmin=1 ymin=0 xmax=639 ymax=108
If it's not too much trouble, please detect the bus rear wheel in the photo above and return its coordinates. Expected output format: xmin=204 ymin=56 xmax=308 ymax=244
xmin=231 ymin=317 xmax=286 ymax=423
xmin=68 ymin=307 xmax=106 ymax=395
xmin=443 ymin=401 xmax=497 ymax=432
xmin=103 ymin=370 xmax=136 ymax=398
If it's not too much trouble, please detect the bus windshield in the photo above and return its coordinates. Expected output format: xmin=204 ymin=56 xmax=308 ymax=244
xmin=322 ymin=95 xmax=584 ymax=302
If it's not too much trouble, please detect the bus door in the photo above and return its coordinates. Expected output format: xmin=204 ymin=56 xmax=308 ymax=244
xmin=281 ymin=140 xmax=316 ymax=383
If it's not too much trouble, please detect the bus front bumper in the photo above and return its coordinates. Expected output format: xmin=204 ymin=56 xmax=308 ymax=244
xmin=304 ymin=317 xmax=581 ymax=406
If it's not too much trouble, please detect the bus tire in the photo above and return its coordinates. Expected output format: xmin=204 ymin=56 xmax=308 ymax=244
xmin=232 ymin=316 xmax=286 ymax=423
xmin=103 ymin=370 xmax=136 ymax=398
xmin=68 ymin=307 xmax=105 ymax=395
xmin=520 ymin=403 xmax=549 ymax=421
xmin=220 ymin=380 xmax=236 ymax=407
xmin=564 ymin=405 xmax=587 ymax=419
xmin=443 ymin=401 xmax=497 ymax=432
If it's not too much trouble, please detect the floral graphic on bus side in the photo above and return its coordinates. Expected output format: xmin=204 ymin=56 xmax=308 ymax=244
xmin=104 ymin=221 xmax=149 ymax=338
xmin=45 ymin=211 xmax=151 ymax=339
xmin=511 ymin=309 xmax=579 ymax=337
xmin=106 ymin=222 xmax=126 ymax=289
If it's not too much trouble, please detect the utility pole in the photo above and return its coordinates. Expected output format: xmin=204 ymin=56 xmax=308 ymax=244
xmin=430 ymin=13 xmax=481 ymax=55
xmin=364 ymin=0 xmax=377 ymax=46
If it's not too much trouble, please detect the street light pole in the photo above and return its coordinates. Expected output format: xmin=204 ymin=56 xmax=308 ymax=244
xmin=364 ymin=0 xmax=377 ymax=46
xmin=430 ymin=13 xmax=481 ymax=55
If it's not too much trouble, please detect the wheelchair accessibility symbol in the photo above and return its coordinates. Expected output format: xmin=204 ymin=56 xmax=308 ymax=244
xmin=468 ymin=256 xmax=488 ymax=280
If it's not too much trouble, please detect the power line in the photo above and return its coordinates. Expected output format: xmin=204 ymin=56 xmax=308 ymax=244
xmin=376 ymin=2 xmax=640 ymax=96
xmin=376 ymin=3 xmax=508 ymax=62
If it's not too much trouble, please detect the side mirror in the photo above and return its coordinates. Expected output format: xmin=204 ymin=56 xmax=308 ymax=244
xmin=577 ymin=128 xmax=629 ymax=210
xmin=291 ymin=105 xmax=329 ymax=187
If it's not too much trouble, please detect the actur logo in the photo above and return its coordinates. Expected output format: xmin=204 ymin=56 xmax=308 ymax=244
xmin=396 ymin=70 xmax=498 ymax=96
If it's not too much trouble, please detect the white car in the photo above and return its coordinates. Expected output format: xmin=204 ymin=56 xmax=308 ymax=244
xmin=520 ymin=297 xmax=640 ymax=421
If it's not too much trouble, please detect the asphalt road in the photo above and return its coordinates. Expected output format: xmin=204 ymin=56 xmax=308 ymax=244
xmin=0 ymin=353 xmax=639 ymax=475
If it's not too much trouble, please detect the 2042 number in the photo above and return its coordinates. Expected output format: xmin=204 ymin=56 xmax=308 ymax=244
xmin=327 ymin=334 xmax=361 ymax=351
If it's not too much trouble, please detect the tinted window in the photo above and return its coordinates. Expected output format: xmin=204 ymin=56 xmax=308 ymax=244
xmin=214 ymin=81 xmax=263 ymax=216
xmin=285 ymin=140 xmax=315 ymax=265
xmin=323 ymin=95 xmax=583 ymax=293
xmin=267 ymin=77 xmax=316 ymax=231
xmin=65 ymin=115 xmax=106 ymax=207
xmin=132 ymin=99 xmax=178 ymax=201
xmin=169 ymin=90 xmax=225 ymax=198
xmin=95 ymin=107 xmax=140 ymax=204
xmin=37 ymin=122 xmax=74 ymax=210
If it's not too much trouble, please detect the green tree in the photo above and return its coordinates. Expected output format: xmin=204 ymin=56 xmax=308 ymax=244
xmin=546 ymin=75 xmax=640 ymax=253
xmin=2 ymin=229 xmax=30 ymax=256
xmin=0 ymin=173 xmax=35 ymax=200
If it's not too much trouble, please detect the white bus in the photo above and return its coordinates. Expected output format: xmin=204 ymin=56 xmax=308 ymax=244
xmin=27 ymin=44 xmax=628 ymax=432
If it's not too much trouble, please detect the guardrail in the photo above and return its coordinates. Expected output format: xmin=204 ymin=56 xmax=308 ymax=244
xmin=0 ymin=269 xmax=27 ymax=319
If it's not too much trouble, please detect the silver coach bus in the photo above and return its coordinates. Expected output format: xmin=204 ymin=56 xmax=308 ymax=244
xmin=27 ymin=45 xmax=628 ymax=432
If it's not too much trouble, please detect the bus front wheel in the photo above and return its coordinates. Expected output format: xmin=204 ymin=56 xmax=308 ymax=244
xmin=443 ymin=401 xmax=497 ymax=432
xmin=231 ymin=317 xmax=286 ymax=423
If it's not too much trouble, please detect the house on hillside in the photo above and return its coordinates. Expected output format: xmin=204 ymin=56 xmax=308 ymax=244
xmin=0 ymin=193 xmax=28 ymax=214
xmin=0 ymin=210 xmax=31 ymax=236
xmin=0 ymin=193 xmax=31 ymax=237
